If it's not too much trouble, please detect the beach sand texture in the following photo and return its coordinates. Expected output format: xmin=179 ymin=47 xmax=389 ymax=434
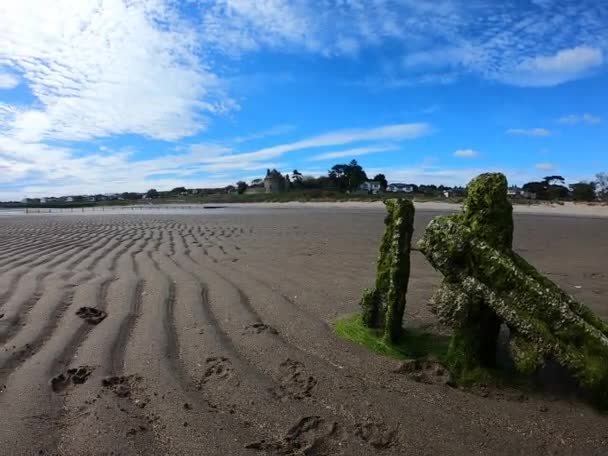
xmin=0 ymin=207 xmax=607 ymax=455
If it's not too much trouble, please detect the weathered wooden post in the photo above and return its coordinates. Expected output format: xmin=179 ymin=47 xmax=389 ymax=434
xmin=427 ymin=173 xmax=512 ymax=372
xmin=419 ymin=215 xmax=608 ymax=404
xmin=361 ymin=199 xmax=415 ymax=343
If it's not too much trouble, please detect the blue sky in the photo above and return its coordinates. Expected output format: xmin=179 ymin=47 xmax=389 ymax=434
xmin=0 ymin=0 xmax=607 ymax=199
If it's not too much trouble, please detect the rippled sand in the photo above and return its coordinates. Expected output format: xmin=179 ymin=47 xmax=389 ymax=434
xmin=0 ymin=207 xmax=607 ymax=455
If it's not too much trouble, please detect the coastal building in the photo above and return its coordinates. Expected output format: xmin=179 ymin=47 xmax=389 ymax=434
xmin=359 ymin=181 xmax=383 ymax=194
xmin=387 ymin=183 xmax=415 ymax=193
xmin=507 ymin=186 xmax=523 ymax=197
xmin=21 ymin=198 xmax=41 ymax=204
xmin=264 ymin=169 xmax=286 ymax=193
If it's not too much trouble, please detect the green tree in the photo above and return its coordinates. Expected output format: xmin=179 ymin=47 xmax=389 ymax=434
xmin=121 ymin=192 xmax=141 ymax=200
xmin=171 ymin=186 xmax=186 ymax=194
xmin=146 ymin=189 xmax=159 ymax=199
xmin=329 ymin=159 xmax=367 ymax=191
xmin=236 ymin=181 xmax=248 ymax=194
xmin=543 ymin=175 xmax=566 ymax=186
xmin=570 ymin=182 xmax=596 ymax=201
xmin=292 ymin=169 xmax=303 ymax=184
xmin=373 ymin=173 xmax=388 ymax=191
xmin=596 ymin=172 xmax=608 ymax=199
xmin=523 ymin=179 xmax=569 ymax=200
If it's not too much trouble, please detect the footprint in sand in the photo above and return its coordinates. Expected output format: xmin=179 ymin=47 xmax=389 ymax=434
xmin=355 ymin=419 xmax=399 ymax=449
xmin=50 ymin=366 xmax=94 ymax=392
xmin=276 ymin=359 xmax=317 ymax=400
xmin=101 ymin=374 xmax=141 ymax=398
xmin=202 ymin=357 xmax=234 ymax=384
xmin=245 ymin=416 xmax=343 ymax=453
xmin=76 ymin=306 xmax=107 ymax=325
xmin=242 ymin=323 xmax=278 ymax=335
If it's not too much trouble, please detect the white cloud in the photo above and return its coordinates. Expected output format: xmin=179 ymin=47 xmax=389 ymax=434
xmin=0 ymin=73 xmax=19 ymax=89
xmin=233 ymin=125 xmax=296 ymax=143
xmin=208 ymin=123 xmax=431 ymax=166
xmin=0 ymin=122 xmax=431 ymax=199
xmin=536 ymin=163 xmax=556 ymax=171
xmin=308 ymin=145 xmax=397 ymax=162
xmin=502 ymin=47 xmax=604 ymax=87
xmin=506 ymin=128 xmax=551 ymax=137
xmin=200 ymin=2 xmax=608 ymax=87
xmin=0 ymin=0 xmax=235 ymax=142
xmin=557 ymin=113 xmax=601 ymax=125
xmin=401 ymin=46 xmax=481 ymax=72
xmin=453 ymin=149 xmax=479 ymax=158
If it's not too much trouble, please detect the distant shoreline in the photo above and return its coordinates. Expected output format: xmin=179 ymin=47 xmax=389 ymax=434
xmin=9 ymin=200 xmax=608 ymax=218
xmin=222 ymin=200 xmax=608 ymax=217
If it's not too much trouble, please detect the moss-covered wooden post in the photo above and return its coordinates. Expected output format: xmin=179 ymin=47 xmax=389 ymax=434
xmin=430 ymin=173 xmax=513 ymax=371
xmin=419 ymin=216 xmax=608 ymax=405
xmin=361 ymin=199 xmax=415 ymax=343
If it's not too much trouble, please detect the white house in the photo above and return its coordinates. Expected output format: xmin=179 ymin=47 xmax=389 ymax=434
xmin=359 ymin=181 xmax=382 ymax=194
xmin=507 ymin=186 xmax=522 ymax=197
xmin=386 ymin=183 xmax=414 ymax=193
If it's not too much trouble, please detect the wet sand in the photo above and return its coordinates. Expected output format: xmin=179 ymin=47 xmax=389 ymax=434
xmin=0 ymin=207 xmax=607 ymax=455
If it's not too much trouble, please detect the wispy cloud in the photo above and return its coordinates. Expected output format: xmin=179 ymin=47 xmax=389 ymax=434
xmin=500 ymin=47 xmax=604 ymax=87
xmin=0 ymin=1 xmax=235 ymax=142
xmin=453 ymin=149 xmax=479 ymax=158
xmin=307 ymin=145 xmax=397 ymax=162
xmin=506 ymin=128 xmax=551 ymax=137
xmin=536 ymin=163 xmax=556 ymax=171
xmin=199 ymin=1 xmax=608 ymax=87
xmin=0 ymin=73 xmax=19 ymax=89
xmin=557 ymin=113 xmax=601 ymax=125
xmin=0 ymin=122 xmax=431 ymax=199
xmin=233 ymin=125 xmax=296 ymax=143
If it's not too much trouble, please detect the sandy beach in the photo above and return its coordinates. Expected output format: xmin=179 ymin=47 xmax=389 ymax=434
xmin=0 ymin=206 xmax=607 ymax=455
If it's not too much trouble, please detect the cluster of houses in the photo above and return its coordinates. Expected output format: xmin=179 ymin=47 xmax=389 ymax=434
xmin=22 ymin=193 xmax=124 ymax=204
xmin=507 ymin=186 xmax=537 ymax=199
xmin=358 ymin=181 xmax=416 ymax=194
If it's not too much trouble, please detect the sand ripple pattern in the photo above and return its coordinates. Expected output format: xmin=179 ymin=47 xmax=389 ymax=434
xmin=0 ymin=212 xmax=607 ymax=455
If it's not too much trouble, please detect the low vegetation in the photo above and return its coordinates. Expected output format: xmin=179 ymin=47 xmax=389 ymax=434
xmin=335 ymin=314 xmax=450 ymax=361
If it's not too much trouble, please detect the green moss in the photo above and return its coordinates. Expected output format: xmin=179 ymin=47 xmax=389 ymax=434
xmin=509 ymin=336 xmax=544 ymax=375
xmin=335 ymin=314 xmax=450 ymax=361
xmin=360 ymin=199 xmax=415 ymax=343
xmin=462 ymin=173 xmax=513 ymax=250
xmin=420 ymin=215 xmax=608 ymax=406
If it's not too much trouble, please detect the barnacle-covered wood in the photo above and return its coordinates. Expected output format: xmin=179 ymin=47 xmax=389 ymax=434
xmin=419 ymin=216 xmax=608 ymax=402
xmin=429 ymin=173 xmax=511 ymax=369
xmin=361 ymin=199 xmax=415 ymax=343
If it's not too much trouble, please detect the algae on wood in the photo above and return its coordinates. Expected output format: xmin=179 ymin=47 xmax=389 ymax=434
xmin=361 ymin=199 xmax=415 ymax=343
xmin=430 ymin=173 xmax=511 ymax=370
xmin=419 ymin=202 xmax=608 ymax=404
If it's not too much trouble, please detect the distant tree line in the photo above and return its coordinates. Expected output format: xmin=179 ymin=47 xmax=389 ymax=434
xmin=522 ymin=174 xmax=606 ymax=202
xmin=6 ymin=166 xmax=607 ymax=206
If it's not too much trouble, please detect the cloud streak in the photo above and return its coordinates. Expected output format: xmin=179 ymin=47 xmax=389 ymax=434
xmin=0 ymin=73 xmax=19 ymax=89
xmin=453 ymin=149 xmax=479 ymax=158
xmin=506 ymin=128 xmax=551 ymax=137
xmin=557 ymin=113 xmax=601 ymax=125
xmin=307 ymin=145 xmax=397 ymax=162
xmin=0 ymin=122 xmax=431 ymax=200
xmin=536 ymin=163 xmax=556 ymax=171
xmin=501 ymin=47 xmax=604 ymax=87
